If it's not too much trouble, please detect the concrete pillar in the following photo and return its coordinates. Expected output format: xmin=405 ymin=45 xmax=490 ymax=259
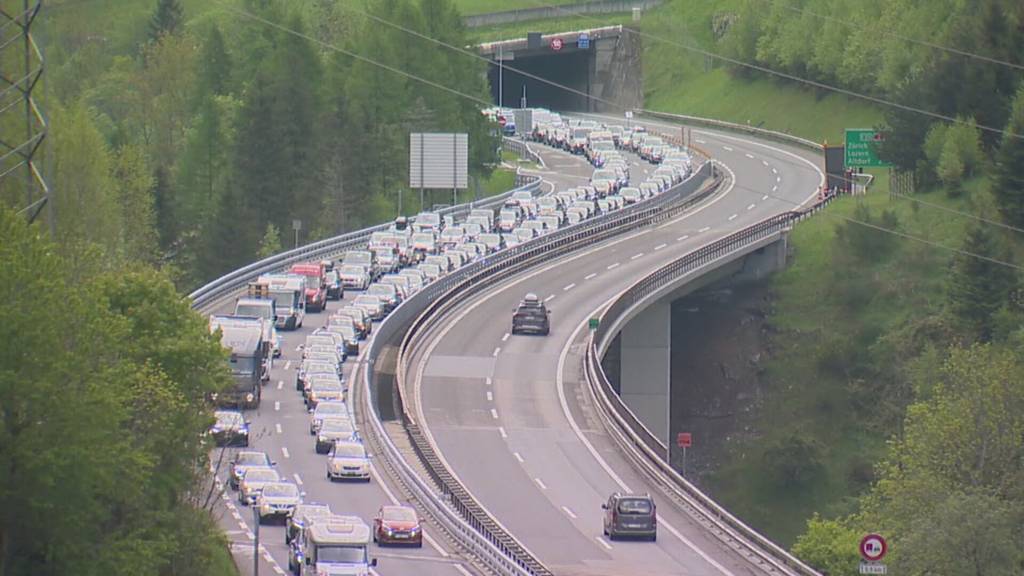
xmin=619 ymin=300 xmax=670 ymax=447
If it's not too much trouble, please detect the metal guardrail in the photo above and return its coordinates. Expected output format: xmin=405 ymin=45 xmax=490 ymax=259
xmin=372 ymin=162 xmax=720 ymax=576
xmin=638 ymin=109 xmax=824 ymax=152
xmin=582 ymin=200 xmax=842 ymax=576
xmin=189 ymin=138 xmax=541 ymax=311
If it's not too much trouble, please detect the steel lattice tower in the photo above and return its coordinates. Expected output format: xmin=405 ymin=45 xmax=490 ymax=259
xmin=0 ymin=0 xmax=48 ymax=225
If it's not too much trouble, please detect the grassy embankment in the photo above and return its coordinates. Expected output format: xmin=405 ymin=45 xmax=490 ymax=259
xmin=469 ymin=0 xmax=993 ymax=547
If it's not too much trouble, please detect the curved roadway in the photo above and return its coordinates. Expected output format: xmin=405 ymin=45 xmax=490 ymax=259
xmin=409 ymin=115 xmax=824 ymax=576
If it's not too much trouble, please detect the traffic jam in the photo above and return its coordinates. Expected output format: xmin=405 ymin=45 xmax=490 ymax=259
xmin=205 ymin=109 xmax=692 ymax=574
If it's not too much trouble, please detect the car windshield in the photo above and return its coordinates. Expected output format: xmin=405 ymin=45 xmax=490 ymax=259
xmin=236 ymin=453 xmax=268 ymax=466
xmin=317 ymin=545 xmax=366 ymax=564
xmin=418 ymin=213 xmax=440 ymax=226
xmin=322 ymin=419 xmax=354 ymax=433
xmin=262 ymin=483 xmax=298 ymax=498
xmin=315 ymin=403 xmax=346 ymax=416
xmin=592 ymin=170 xmax=616 ymax=181
xmin=332 ymin=443 xmax=365 ymax=458
xmin=617 ymin=498 xmax=653 ymax=514
xmin=340 ymin=265 xmax=364 ymax=277
xmin=244 ymin=469 xmax=279 ymax=482
xmin=354 ymin=296 xmax=379 ymax=307
xmin=382 ymin=507 xmax=417 ymax=522
xmin=369 ymin=285 xmax=394 ymax=296
xmin=235 ymin=304 xmax=271 ymax=319
xmin=215 ymin=412 xmax=243 ymax=427
xmin=335 ymin=326 xmax=356 ymax=339
xmin=344 ymin=252 xmax=371 ymax=266
xmin=515 ymin=229 xmax=533 ymax=240
xmin=412 ymin=233 xmax=433 ymax=244
xmin=500 ymin=211 xmax=516 ymax=220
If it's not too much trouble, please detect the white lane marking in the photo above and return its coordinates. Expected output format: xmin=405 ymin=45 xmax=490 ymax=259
xmin=777 ymin=175 xmax=782 ymax=183
xmin=492 ymin=347 xmax=501 ymax=357
xmin=763 ymin=159 xmax=770 ymax=167
xmin=513 ymin=452 xmax=524 ymax=463
xmin=293 ymin=473 xmax=303 ymax=486
xmin=677 ymin=235 xmax=690 ymax=241
xmin=558 ymin=309 xmax=737 ymax=576
xmin=274 ymin=401 xmax=280 ymax=412
xmin=486 ymin=391 xmax=493 ymax=402
xmin=584 ymin=273 xmax=597 ymax=280
xmin=745 ymin=153 xmax=754 ymax=159
xmin=284 ymin=361 xmax=291 ymax=370
xmin=606 ymin=262 xmax=620 ymax=270
xmin=275 ymin=423 xmax=282 ymax=434
xmin=485 ymin=377 xmax=492 ymax=386
xmin=232 ymin=510 xmax=243 ymax=522
xmin=695 ymin=138 xmax=706 ymax=144
xmin=534 ymin=477 xmax=548 ymax=490
xmin=276 ymin=380 xmax=283 ymax=390
xmin=294 ymin=345 xmax=301 ymax=352
xmin=772 ymin=184 xmax=778 ymax=192
xmin=698 ymin=226 xmax=710 ymax=233
xmin=490 ymin=408 xmax=499 ymax=419
xmin=654 ymin=243 xmax=667 ymax=251
xmin=498 ymin=426 xmax=507 ymax=438
xmin=501 ymin=332 xmax=510 ymax=342
xmin=281 ymin=447 xmax=290 ymax=459
xmin=563 ymin=283 xmax=576 ymax=291
xmin=723 ymin=145 xmax=733 ymax=152
xmin=544 ymin=294 xmax=556 ymax=302
xmin=630 ymin=253 xmax=643 ymax=260
xmin=747 ymin=203 xmax=756 ymax=210
xmin=728 ymin=214 xmax=738 ymax=221
xmin=595 ymin=536 xmax=613 ymax=550
xmin=561 ymin=506 xmax=577 ymax=519
xmin=245 ymin=530 xmax=254 ymax=540
xmin=273 ymin=567 xmax=285 ymax=575
xmin=764 ymin=195 xmax=770 ymax=200
xmin=453 ymin=565 xmax=474 ymax=576
xmin=771 ymin=167 xmax=778 ymax=174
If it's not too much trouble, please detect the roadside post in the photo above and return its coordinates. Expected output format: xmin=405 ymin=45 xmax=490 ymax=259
xmin=292 ymin=219 xmax=301 ymax=249
xmin=252 ymin=505 xmax=260 ymax=576
xmin=677 ymin=432 xmax=692 ymax=476
xmin=858 ymin=533 xmax=888 ymax=574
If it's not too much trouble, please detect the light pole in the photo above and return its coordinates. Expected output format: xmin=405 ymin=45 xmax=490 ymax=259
xmin=498 ymin=43 xmax=503 ymax=110
xmin=252 ymin=506 xmax=260 ymax=576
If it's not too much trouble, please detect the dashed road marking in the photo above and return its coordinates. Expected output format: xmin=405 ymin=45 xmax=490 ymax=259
xmin=486 ymin=391 xmax=493 ymax=402
xmin=276 ymin=380 xmax=283 ymax=390
xmin=698 ymin=226 xmax=710 ymax=233
xmin=562 ymin=506 xmax=577 ymax=519
xmin=747 ymin=203 xmax=756 ymax=210
xmin=492 ymin=347 xmax=501 ymax=357
xmin=595 ymin=536 xmax=613 ymax=550
xmin=502 ymin=332 xmax=510 ymax=342
xmin=281 ymin=447 xmax=290 ymax=459
xmin=534 ymin=478 xmax=548 ymax=490
xmin=677 ymin=235 xmax=690 ymax=242
xmin=745 ymin=153 xmax=754 ymax=159
xmin=728 ymin=214 xmax=738 ymax=221
xmin=584 ymin=273 xmax=597 ymax=280
xmin=284 ymin=361 xmax=291 ymax=370
xmin=275 ymin=423 xmax=282 ymax=434
xmin=274 ymin=401 xmax=280 ymax=412
xmin=606 ymin=262 xmax=620 ymax=270
xmin=563 ymin=283 xmax=576 ymax=291
xmin=630 ymin=253 xmax=643 ymax=260
xmin=498 ymin=426 xmax=507 ymax=438
xmin=485 ymin=377 xmax=492 ymax=386
xmin=544 ymin=294 xmax=556 ymax=302
xmin=723 ymin=145 xmax=734 ymax=152
xmin=764 ymin=195 xmax=770 ymax=200
xmin=513 ymin=452 xmax=525 ymax=463
xmin=490 ymin=408 xmax=499 ymax=419
xmin=763 ymin=160 xmax=770 ymax=167
xmin=695 ymin=138 xmax=706 ymax=144
xmin=654 ymin=243 xmax=667 ymax=251
xmin=293 ymin=473 xmax=303 ymax=486
xmin=771 ymin=167 xmax=778 ymax=174
xmin=776 ymin=175 xmax=781 ymax=183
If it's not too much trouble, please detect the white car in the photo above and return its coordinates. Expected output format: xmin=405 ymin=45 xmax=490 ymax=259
xmin=255 ymin=481 xmax=302 ymax=524
xmin=327 ymin=441 xmax=372 ymax=482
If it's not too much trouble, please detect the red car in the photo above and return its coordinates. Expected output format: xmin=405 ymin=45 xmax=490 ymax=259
xmin=373 ymin=505 xmax=422 ymax=547
xmin=289 ymin=263 xmax=327 ymax=312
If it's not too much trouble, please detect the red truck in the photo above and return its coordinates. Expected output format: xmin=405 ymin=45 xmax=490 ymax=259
xmin=289 ymin=262 xmax=327 ymax=313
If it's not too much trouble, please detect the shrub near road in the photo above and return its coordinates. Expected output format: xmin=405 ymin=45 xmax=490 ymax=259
xmin=0 ymin=207 xmax=233 ymax=576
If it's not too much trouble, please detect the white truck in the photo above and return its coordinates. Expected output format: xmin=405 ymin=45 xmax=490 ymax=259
xmin=295 ymin=516 xmax=377 ymax=575
xmin=256 ymin=274 xmax=306 ymax=330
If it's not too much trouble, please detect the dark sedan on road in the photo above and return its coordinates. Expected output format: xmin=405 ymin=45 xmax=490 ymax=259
xmin=210 ymin=410 xmax=249 ymax=447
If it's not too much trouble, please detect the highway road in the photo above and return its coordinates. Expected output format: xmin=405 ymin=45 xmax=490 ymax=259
xmin=408 ymin=115 xmax=824 ymax=576
xmin=206 ymin=138 xmax=613 ymax=576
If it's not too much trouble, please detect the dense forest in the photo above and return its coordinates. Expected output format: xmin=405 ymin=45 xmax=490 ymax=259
xmin=0 ymin=0 xmax=497 ymax=288
xmin=704 ymin=1 xmax=1024 ymax=573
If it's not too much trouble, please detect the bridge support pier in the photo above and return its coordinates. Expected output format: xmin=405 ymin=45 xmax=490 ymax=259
xmin=619 ymin=299 xmax=670 ymax=449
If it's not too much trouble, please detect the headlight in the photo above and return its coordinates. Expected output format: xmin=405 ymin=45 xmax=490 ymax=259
xmin=318 ymin=436 xmax=327 ymax=443
xmin=246 ymin=393 xmax=254 ymax=402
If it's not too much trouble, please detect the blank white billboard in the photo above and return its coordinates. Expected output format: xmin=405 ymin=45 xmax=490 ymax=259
xmin=410 ymin=133 xmax=469 ymax=189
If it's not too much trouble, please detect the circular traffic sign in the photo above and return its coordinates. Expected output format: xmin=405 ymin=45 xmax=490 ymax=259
xmin=550 ymin=37 xmax=563 ymax=51
xmin=859 ymin=534 xmax=887 ymax=562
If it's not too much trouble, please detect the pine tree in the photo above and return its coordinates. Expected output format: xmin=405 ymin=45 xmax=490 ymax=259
xmin=257 ymin=222 xmax=282 ymax=259
xmin=149 ymin=0 xmax=184 ymax=41
xmin=993 ymin=86 xmax=1024 ymax=229
xmin=112 ymin=144 xmax=159 ymax=263
xmin=947 ymin=223 xmax=1016 ymax=342
xmin=196 ymin=24 xmax=232 ymax=98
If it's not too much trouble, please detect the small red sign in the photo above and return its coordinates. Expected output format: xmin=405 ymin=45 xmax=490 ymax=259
xmin=550 ymin=37 xmax=564 ymax=51
xmin=859 ymin=534 xmax=887 ymax=562
xmin=676 ymin=432 xmax=692 ymax=448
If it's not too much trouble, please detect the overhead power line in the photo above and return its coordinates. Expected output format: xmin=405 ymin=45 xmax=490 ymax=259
xmin=523 ymin=0 xmax=1023 ymax=141
xmin=749 ymin=0 xmax=1024 ymax=72
xmin=224 ymin=3 xmax=1021 ymax=272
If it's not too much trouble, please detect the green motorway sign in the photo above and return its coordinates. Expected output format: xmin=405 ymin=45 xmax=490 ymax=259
xmin=845 ymin=129 xmax=890 ymax=167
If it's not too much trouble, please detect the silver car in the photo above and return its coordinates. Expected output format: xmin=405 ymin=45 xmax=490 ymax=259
xmin=327 ymin=441 xmax=371 ymax=482
xmin=256 ymin=481 xmax=303 ymax=524
xmin=353 ymin=294 xmax=384 ymax=321
xmin=309 ymin=400 xmax=348 ymax=435
xmin=238 ymin=467 xmax=281 ymax=505
xmin=315 ymin=417 xmax=359 ymax=454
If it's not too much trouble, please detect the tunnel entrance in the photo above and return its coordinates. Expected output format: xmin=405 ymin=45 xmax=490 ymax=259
xmin=488 ymin=50 xmax=591 ymax=111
